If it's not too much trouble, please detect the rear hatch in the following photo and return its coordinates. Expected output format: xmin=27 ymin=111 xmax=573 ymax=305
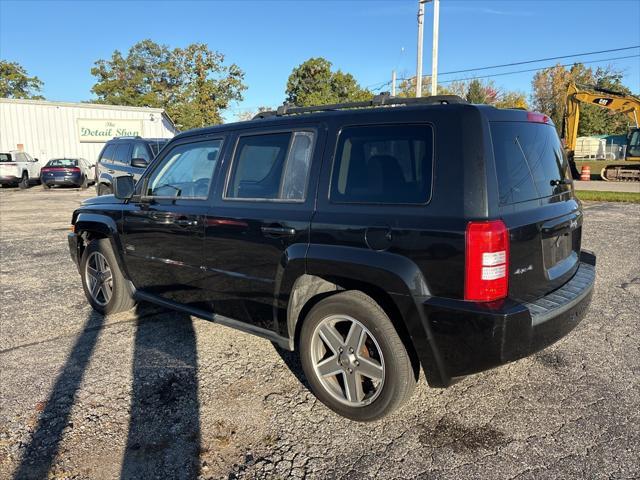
xmin=0 ymin=153 xmax=18 ymax=177
xmin=490 ymin=117 xmax=581 ymax=302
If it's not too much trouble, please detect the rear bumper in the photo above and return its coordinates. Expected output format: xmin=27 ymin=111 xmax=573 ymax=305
xmin=0 ymin=175 xmax=19 ymax=185
xmin=42 ymin=173 xmax=83 ymax=186
xmin=422 ymin=250 xmax=596 ymax=386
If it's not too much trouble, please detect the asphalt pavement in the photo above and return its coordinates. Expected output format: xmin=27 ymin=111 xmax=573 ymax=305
xmin=0 ymin=186 xmax=638 ymax=479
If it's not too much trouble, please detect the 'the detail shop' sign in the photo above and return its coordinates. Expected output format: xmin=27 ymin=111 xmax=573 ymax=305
xmin=77 ymin=119 xmax=143 ymax=143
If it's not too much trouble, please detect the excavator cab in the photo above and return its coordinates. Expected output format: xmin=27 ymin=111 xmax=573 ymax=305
xmin=627 ymin=128 xmax=640 ymax=159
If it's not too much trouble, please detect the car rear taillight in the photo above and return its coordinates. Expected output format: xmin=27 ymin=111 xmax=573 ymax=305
xmin=69 ymin=167 xmax=81 ymax=173
xmin=465 ymin=220 xmax=509 ymax=302
xmin=527 ymin=112 xmax=550 ymax=124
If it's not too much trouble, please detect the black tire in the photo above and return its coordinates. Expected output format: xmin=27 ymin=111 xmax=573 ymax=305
xmin=81 ymin=176 xmax=89 ymax=189
xmin=80 ymin=238 xmax=136 ymax=315
xmin=299 ymin=291 xmax=416 ymax=421
xmin=98 ymin=184 xmax=112 ymax=196
xmin=19 ymin=172 xmax=29 ymax=189
xmin=42 ymin=182 xmax=51 ymax=190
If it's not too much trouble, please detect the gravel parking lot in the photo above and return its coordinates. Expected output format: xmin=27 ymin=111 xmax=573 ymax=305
xmin=1 ymin=186 xmax=639 ymax=480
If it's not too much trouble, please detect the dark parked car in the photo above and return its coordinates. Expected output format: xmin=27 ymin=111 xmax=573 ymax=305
xmin=41 ymin=158 xmax=94 ymax=189
xmin=69 ymin=95 xmax=596 ymax=421
xmin=95 ymin=136 xmax=169 ymax=196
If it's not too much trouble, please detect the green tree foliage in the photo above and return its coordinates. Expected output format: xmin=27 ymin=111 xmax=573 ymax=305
xmin=397 ymin=76 xmax=527 ymax=109
xmin=531 ymin=63 xmax=633 ymax=136
xmin=0 ymin=60 xmax=44 ymax=99
xmin=285 ymin=57 xmax=373 ymax=106
xmin=465 ymin=79 xmax=498 ymax=104
xmin=90 ymin=39 xmax=246 ymax=129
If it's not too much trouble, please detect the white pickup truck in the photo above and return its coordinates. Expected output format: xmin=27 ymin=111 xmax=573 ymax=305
xmin=0 ymin=151 xmax=42 ymax=188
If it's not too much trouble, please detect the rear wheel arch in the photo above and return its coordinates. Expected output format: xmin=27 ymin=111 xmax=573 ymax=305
xmin=288 ymin=274 xmax=420 ymax=381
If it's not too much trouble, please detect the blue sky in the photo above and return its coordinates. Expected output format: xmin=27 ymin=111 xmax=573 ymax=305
xmin=1 ymin=0 xmax=639 ymax=121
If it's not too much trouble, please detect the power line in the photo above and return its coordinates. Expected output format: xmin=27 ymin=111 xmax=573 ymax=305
xmin=366 ymin=45 xmax=640 ymax=91
xmin=437 ymin=54 xmax=640 ymax=84
xmin=372 ymin=54 xmax=640 ymax=91
xmin=438 ymin=45 xmax=639 ymax=76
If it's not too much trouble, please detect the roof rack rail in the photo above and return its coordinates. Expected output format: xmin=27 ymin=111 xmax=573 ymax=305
xmin=252 ymin=93 xmax=467 ymax=120
xmin=113 ymin=135 xmax=142 ymax=139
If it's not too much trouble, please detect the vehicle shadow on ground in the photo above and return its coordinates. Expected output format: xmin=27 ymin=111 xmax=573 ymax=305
xmin=12 ymin=310 xmax=107 ymax=479
xmin=272 ymin=343 xmax=311 ymax=390
xmin=120 ymin=303 xmax=201 ymax=479
xmin=13 ymin=303 xmax=202 ymax=479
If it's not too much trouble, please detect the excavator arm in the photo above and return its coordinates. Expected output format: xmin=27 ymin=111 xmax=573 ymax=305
xmin=564 ymin=82 xmax=640 ymax=151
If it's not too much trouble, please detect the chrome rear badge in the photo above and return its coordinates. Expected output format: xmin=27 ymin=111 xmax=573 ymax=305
xmin=514 ymin=265 xmax=533 ymax=275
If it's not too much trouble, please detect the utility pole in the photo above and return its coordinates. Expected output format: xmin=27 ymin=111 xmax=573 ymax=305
xmin=415 ymin=0 xmax=425 ymax=98
xmin=431 ymin=0 xmax=440 ymax=96
xmin=391 ymin=70 xmax=397 ymax=96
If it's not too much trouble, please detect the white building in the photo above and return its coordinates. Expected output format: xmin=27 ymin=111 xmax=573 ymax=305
xmin=0 ymin=98 xmax=178 ymax=163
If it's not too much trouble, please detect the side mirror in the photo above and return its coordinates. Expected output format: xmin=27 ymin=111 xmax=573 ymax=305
xmin=131 ymin=157 xmax=149 ymax=169
xmin=34 ymin=158 xmax=39 ymax=162
xmin=113 ymin=175 xmax=135 ymax=200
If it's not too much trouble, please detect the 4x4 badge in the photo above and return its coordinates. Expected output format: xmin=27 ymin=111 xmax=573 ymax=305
xmin=514 ymin=265 xmax=533 ymax=275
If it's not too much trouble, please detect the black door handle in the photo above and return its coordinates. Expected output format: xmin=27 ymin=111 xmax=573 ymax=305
xmin=261 ymin=226 xmax=296 ymax=237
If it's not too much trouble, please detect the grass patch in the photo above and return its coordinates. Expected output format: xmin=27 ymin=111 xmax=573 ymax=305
xmin=575 ymin=190 xmax=640 ymax=203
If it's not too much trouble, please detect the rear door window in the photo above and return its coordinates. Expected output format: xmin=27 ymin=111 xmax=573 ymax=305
xmin=491 ymin=122 xmax=569 ymax=205
xmin=330 ymin=124 xmax=433 ymax=204
xmin=225 ymin=131 xmax=315 ymax=201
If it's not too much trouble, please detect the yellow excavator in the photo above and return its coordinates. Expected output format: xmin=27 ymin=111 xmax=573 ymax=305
xmin=564 ymin=82 xmax=640 ymax=181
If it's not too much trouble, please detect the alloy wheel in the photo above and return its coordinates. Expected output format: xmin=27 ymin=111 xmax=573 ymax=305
xmin=310 ymin=315 xmax=385 ymax=407
xmin=85 ymin=251 xmax=113 ymax=306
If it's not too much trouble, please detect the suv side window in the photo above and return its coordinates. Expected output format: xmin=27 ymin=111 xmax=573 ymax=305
xmin=112 ymin=144 xmax=131 ymax=165
xmin=331 ymin=124 xmax=433 ymax=204
xmin=132 ymin=143 xmax=152 ymax=163
xmin=146 ymin=139 xmax=222 ymax=199
xmin=225 ymin=131 xmax=315 ymax=201
xmin=100 ymin=144 xmax=116 ymax=163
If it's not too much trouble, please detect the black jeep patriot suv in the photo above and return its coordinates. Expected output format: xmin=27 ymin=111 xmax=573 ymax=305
xmin=95 ymin=136 xmax=169 ymax=196
xmin=68 ymin=95 xmax=596 ymax=421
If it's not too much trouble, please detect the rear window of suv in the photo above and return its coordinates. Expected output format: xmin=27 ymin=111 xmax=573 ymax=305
xmin=491 ymin=121 xmax=570 ymax=205
xmin=331 ymin=124 xmax=433 ymax=204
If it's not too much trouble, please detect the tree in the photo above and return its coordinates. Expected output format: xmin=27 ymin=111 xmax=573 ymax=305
xmin=465 ymin=79 xmax=498 ymax=104
xmin=0 ymin=60 xmax=44 ymax=99
xmin=531 ymin=63 xmax=633 ymax=136
xmin=495 ymin=91 xmax=528 ymax=109
xmin=285 ymin=57 xmax=372 ymax=106
xmin=397 ymin=76 xmax=525 ymax=108
xmin=91 ymin=39 xmax=246 ymax=129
